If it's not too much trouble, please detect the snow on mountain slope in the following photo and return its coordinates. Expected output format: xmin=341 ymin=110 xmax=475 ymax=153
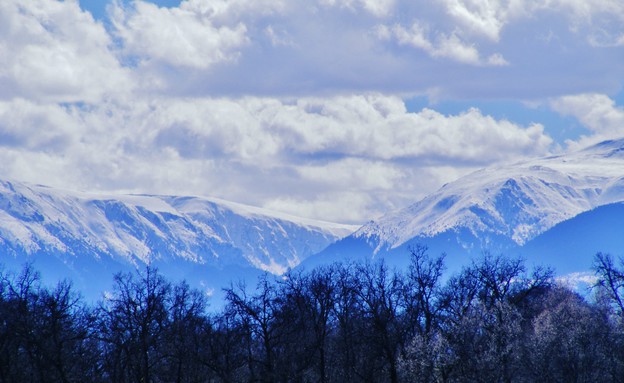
xmin=355 ymin=138 xmax=624 ymax=251
xmin=0 ymin=179 xmax=357 ymax=275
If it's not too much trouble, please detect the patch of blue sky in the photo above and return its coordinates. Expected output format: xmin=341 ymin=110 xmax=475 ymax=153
xmin=78 ymin=0 xmax=108 ymax=21
xmin=79 ymin=0 xmax=182 ymax=21
xmin=614 ymin=87 xmax=624 ymax=106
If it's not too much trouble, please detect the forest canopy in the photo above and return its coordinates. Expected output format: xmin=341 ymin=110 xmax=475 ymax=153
xmin=1 ymin=247 xmax=624 ymax=383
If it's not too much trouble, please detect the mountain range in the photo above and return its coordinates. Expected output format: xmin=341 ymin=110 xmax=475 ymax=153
xmin=2 ymin=138 xmax=624 ymax=300
xmin=306 ymin=138 xmax=624 ymax=277
xmin=0 ymin=179 xmax=355 ymax=300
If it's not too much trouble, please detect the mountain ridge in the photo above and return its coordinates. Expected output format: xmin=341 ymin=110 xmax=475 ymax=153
xmin=354 ymin=138 xmax=624 ymax=250
xmin=304 ymin=138 xmax=624 ymax=275
xmin=3 ymin=138 xmax=624 ymax=300
xmin=0 ymin=179 xmax=357 ymax=300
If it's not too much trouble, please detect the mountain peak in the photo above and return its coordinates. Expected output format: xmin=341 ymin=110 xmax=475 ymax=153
xmin=354 ymin=139 xmax=624 ymax=250
xmin=582 ymin=137 xmax=624 ymax=157
xmin=0 ymin=179 xmax=356 ymax=275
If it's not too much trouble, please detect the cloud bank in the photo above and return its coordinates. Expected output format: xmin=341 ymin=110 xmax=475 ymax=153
xmin=0 ymin=0 xmax=622 ymax=223
xmin=0 ymin=94 xmax=553 ymax=222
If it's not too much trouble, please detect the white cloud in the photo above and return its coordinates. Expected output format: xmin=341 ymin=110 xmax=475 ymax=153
xmin=374 ymin=0 xmax=623 ymax=71
xmin=110 ymin=0 xmax=249 ymax=69
xmin=265 ymin=192 xmax=376 ymax=224
xmin=0 ymin=99 xmax=80 ymax=151
xmin=486 ymin=52 xmax=509 ymax=66
xmin=545 ymin=0 xmax=624 ymax=22
xmin=551 ymin=93 xmax=624 ymax=149
xmin=0 ymin=0 xmax=131 ymax=103
xmin=440 ymin=0 xmax=624 ymax=44
xmin=265 ymin=25 xmax=296 ymax=47
xmin=0 ymin=94 xmax=554 ymax=223
xmin=552 ymin=94 xmax=624 ymax=133
xmin=435 ymin=32 xmax=483 ymax=65
xmin=262 ymin=95 xmax=551 ymax=162
xmin=179 ymin=0 xmax=287 ymax=20
xmin=296 ymin=158 xmax=403 ymax=191
xmin=1 ymin=0 xmax=621 ymax=225
xmin=534 ymin=0 xmax=624 ymax=47
xmin=380 ymin=21 xmax=507 ymax=66
xmin=319 ymin=0 xmax=396 ymax=17
xmin=22 ymin=0 xmax=611 ymax=100
xmin=441 ymin=0 xmax=511 ymax=42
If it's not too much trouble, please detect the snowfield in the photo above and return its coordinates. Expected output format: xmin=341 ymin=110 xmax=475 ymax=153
xmin=0 ymin=180 xmax=357 ymax=275
xmin=356 ymin=138 xmax=624 ymax=250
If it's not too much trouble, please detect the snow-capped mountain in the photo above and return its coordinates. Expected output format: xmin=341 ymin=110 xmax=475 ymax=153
xmin=4 ymin=138 xmax=624 ymax=298
xmin=308 ymin=138 xmax=624 ymax=273
xmin=360 ymin=138 xmax=624 ymax=248
xmin=0 ymin=179 xmax=357 ymax=299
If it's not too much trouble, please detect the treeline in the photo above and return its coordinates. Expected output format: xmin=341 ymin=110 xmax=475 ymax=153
xmin=2 ymin=248 xmax=624 ymax=382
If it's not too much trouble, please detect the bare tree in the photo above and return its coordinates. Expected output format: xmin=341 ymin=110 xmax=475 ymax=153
xmin=224 ymin=274 xmax=281 ymax=382
xmin=594 ymin=252 xmax=624 ymax=319
xmin=98 ymin=267 xmax=171 ymax=383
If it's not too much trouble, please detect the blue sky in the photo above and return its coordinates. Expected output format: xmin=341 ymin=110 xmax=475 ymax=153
xmin=79 ymin=0 xmax=181 ymax=20
xmin=0 ymin=0 xmax=623 ymax=223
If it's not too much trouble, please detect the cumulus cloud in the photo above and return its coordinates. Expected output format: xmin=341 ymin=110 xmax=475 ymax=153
xmin=0 ymin=99 xmax=80 ymax=152
xmin=109 ymin=0 xmax=249 ymax=69
xmin=374 ymin=1 xmax=509 ymax=66
xmin=439 ymin=0 xmax=624 ymax=44
xmin=260 ymin=95 xmax=551 ymax=162
xmin=372 ymin=0 xmax=622 ymax=82
xmin=0 ymin=94 xmax=554 ymax=223
xmin=379 ymin=22 xmax=507 ymax=66
xmin=0 ymin=0 xmax=131 ymax=102
xmin=551 ymin=93 xmax=624 ymax=149
xmin=0 ymin=0 xmax=621 ymax=224
xmin=43 ymin=0 xmax=612 ymax=99
xmin=441 ymin=0 xmax=510 ymax=42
